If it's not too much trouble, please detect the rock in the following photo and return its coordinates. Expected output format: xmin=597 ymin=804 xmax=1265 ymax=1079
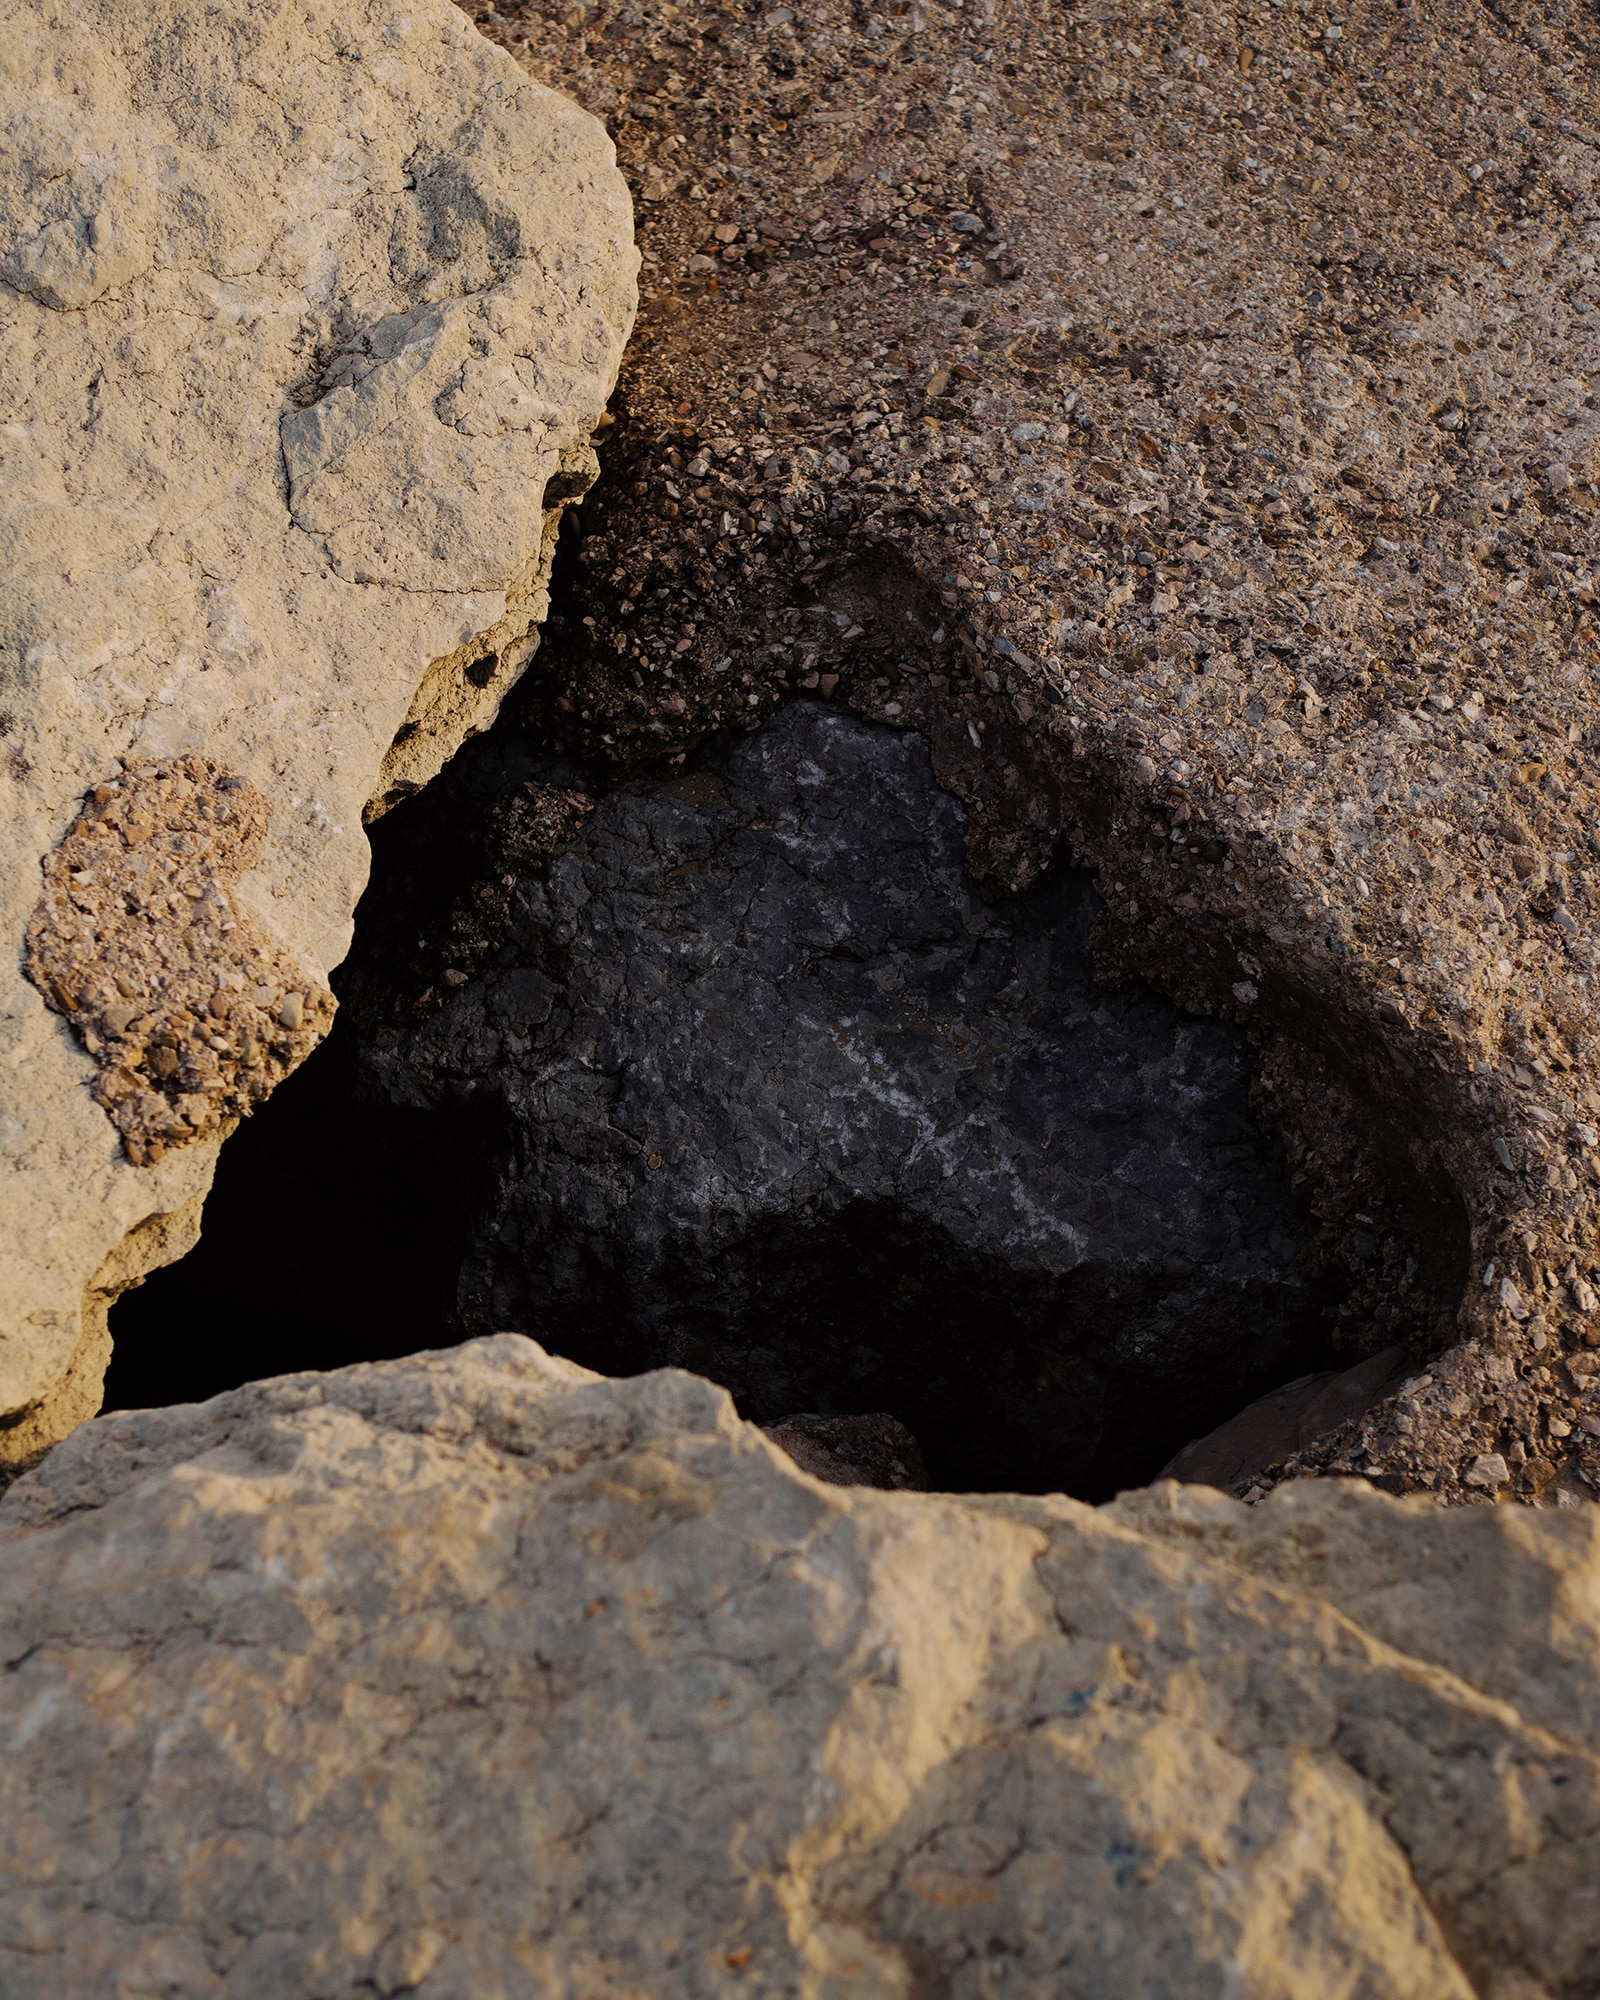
xmin=761 ymin=1411 xmax=928 ymax=1489
xmin=1161 ymin=1345 xmax=1416 ymax=1490
xmin=0 ymin=0 xmax=636 ymax=1468
xmin=22 ymin=758 xmax=336 ymax=1168
xmin=454 ymin=0 xmax=1600 ymax=1500
xmin=353 ymin=703 xmax=1328 ymax=1497
xmin=4 ymin=1335 xmax=1600 ymax=1997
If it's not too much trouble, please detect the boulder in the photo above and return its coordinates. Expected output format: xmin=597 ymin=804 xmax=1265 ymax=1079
xmin=2 ymin=1335 xmax=1599 ymax=1997
xmin=350 ymin=702 xmax=1327 ymax=1496
xmin=0 ymin=0 xmax=637 ymax=1466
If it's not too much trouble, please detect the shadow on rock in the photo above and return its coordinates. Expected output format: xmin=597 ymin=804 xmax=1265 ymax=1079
xmin=349 ymin=701 xmax=1346 ymax=1497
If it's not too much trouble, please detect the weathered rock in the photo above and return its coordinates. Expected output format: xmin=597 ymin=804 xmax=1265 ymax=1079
xmin=353 ymin=703 xmax=1329 ymax=1496
xmin=1161 ymin=1344 xmax=1416 ymax=1493
xmin=3 ymin=1334 xmax=1600 ymax=1998
xmin=23 ymin=757 xmax=338 ymax=1167
xmin=0 ymin=0 xmax=637 ymax=1466
xmin=449 ymin=0 xmax=1600 ymax=1501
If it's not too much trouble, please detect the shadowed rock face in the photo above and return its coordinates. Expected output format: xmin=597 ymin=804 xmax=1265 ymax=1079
xmin=360 ymin=704 xmax=1333 ymax=1494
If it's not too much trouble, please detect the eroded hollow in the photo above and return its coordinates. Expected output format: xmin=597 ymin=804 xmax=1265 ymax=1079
xmin=103 ymin=1037 xmax=503 ymax=1412
xmin=111 ymin=698 xmax=1369 ymax=1498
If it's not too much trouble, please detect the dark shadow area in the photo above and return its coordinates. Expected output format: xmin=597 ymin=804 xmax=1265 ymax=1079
xmin=104 ymin=1024 xmax=501 ymax=1412
xmin=105 ymin=691 xmax=1361 ymax=1500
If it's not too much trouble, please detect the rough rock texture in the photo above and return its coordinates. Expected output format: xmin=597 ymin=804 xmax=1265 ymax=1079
xmin=23 ymin=758 xmax=337 ymax=1167
xmin=760 ymin=1410 xmax=929 ymax=1489
xmin=1161 ymin=1342 xmax=1415 ymax=1491
xmin=352 ymin=703 xmax=1329 ymax=1495
xmin=444 ymin=0 xmax=1600 ymax=1502
xmin=4 ymin=1335 xmax=1600 ymax=1998
xmin=0 ymin=0 xmax=636 ymax=1466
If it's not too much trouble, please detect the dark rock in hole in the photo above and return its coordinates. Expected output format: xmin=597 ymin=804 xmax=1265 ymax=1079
xmin=349 ymin=703 xmax=1341 ymax=1498
xmin=1160 ymin=1345 xmax=1416 ymax=1493
xmin=104 ymin=1030 xmax=502 ymax=1413
xmin=761 ymin=1412 xmax=928 ymax=1490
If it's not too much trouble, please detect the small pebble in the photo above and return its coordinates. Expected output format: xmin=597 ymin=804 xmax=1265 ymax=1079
xmin=278 ymin=992 xmax=305 ymax=1029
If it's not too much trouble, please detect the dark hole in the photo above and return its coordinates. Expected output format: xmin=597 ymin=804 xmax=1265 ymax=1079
xmin=110 ymin=702 xmax=1370 ymax=1500
xmin=104 ymin=1028 xmax=502 ymax=1411
xmin=465 ymin=654 xmax=498 ymax=689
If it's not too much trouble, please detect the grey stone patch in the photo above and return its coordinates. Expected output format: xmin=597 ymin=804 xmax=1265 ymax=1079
xmin=360 ymin=704 xmax=1335 ymax=1495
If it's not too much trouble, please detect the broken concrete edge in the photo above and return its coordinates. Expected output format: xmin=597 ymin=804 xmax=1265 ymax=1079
xmin=0 ymin=439 xmax=613 ymax=1483
xmin=889 ymin=682 xmax=1580 ymax=1503
xmin=475 ymin=0 xmax=1600 ymax=1506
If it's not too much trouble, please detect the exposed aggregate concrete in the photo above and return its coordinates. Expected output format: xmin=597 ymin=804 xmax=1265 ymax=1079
xmin=24 ymin=760 xmax=335 ymax=1169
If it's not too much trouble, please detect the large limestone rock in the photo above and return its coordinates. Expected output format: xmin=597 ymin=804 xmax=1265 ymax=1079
xmin=0 ymin=0 xmax=637 ymax=1465
xmin=2 ymin=1334 xmax=1598 ymax=1997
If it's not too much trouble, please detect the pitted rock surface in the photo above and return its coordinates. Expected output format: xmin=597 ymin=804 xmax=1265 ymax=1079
xmin=358 ymin=704 xmax=1325 ymax=1495
xmin=0 ymin=0 xmax=636 ymax=1465
xmin=24 ymin=758 xmax=336 ymax=1168
xmin=4 ymin=1335 xmax=1600 ymax=1998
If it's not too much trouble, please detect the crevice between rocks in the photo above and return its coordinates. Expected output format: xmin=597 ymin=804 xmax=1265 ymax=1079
xmin=107 ymin=536 xmax=1473 ymax=1499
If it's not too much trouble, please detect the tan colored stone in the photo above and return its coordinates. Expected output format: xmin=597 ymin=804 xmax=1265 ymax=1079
xmin=0 ymin=0 xmax=637 ymax=1464
xmin=2 ymin=1336 xmax=1597 ymax=1997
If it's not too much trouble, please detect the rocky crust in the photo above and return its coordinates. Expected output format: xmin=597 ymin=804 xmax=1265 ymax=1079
xmin=23 ymin=759 xmax=336 ymax=1167
xmin=349 ymin=703 xmax=1330 ymax=1495
xmin=449 ymin=0 xmax=1600 ymax=1502
xmin=0 ymin=0 xmax=636 ymax=1467
xmin=4 ymin=1335 xmax=1600 ymax=1997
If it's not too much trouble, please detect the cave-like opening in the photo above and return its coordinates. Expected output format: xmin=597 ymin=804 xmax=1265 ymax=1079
xmin=108 ymin=698 xmax=1380 ymax=1500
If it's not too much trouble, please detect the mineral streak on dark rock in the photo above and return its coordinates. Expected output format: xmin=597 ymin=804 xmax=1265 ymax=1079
xmin=358 ymin=704 xmax=1336 ymax=1496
